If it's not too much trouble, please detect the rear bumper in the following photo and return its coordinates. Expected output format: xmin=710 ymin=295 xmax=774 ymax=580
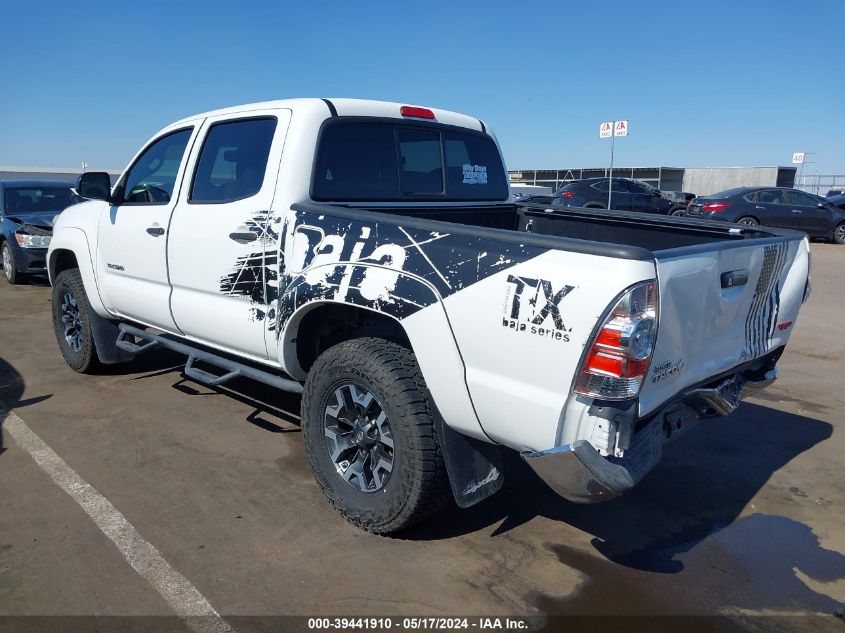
xmin=522 ymin=440 xmax=636 ymax=502
xmin=521 ymin=368 xmax=778 ymax=503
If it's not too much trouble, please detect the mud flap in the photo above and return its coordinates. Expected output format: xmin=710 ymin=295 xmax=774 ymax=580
xmin=88 ymin=309 xmax=135 ymax=365
xmin=434 ymin=415 xmax=504 ymax=508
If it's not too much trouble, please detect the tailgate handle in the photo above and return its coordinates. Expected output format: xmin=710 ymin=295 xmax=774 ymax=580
xmin=721 ymin=270 xmax=749 ymax=289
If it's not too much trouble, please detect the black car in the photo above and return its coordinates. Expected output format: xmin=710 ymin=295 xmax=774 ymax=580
xmin=687 ymin=186 xmax=845 ymax=244
xmin=0 ymin=180 xmax=82 ymax=284
xmin=549 ymin=177 xmax=677 ymax=214
xmin=828 ymin=193 xmax=845 ymax=210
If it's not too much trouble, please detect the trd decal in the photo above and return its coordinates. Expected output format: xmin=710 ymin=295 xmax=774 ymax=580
xmin=651 ymin=358 xmax=685 ymax=384
xmin=501 ymin=275 xmax=574 ymax=341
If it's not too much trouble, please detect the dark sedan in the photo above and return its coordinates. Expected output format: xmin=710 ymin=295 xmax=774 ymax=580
xmin=828 ymin=193 xmax=845 ymax=210
xmin=549 ymin=177 xmax=676 ymax=214
xmin=686 ymin=186 xmax=845 ymax=244
xmin=0 ymin=180 xmax=82 ymax=284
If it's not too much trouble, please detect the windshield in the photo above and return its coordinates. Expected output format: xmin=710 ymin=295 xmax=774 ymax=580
xmin=4 ymin=186 xmax=82 ymax=214
xmin=707 ymin=187 xmax=747 ymax=199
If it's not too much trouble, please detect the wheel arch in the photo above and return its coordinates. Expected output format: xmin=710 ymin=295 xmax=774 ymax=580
xmin=47 ymin=228 xmax=109 ymax=316
xmin=276 ymin=265 xmax=489 ymax=441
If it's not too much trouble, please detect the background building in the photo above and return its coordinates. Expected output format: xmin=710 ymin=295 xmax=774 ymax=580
xmin=0 ymin=166 xmax=122 ymax=184
xmin=508 ymin=165 xmax=799 ymax=196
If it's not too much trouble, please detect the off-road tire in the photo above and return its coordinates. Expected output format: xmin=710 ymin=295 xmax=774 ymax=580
xmin=301 ymin=337 xmax=450 ymax=534
xmin=51 ymin=269 xmax=100 ymax=373
xmin=2 ymin=242 xmax=22 ymax=285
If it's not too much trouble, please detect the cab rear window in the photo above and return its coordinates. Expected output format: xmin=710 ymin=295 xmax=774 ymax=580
xmin=312 ymin=120 xmax=508 ymax=201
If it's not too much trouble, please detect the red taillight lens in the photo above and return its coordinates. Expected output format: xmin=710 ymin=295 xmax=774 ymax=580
xmin=702 ymin=201 xmax=732 ymax=212
xmin=575 ymin=281 xmax=658 ymax=400
xmin=560 ymin=191 xmax=576 ymax=198
xmin=400 ymin=105 xmax=435 ymax=120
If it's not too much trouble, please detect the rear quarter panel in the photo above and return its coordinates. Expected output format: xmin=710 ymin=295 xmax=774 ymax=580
xmin=441 ymin=249 xmax=655 ymax=451
xmin=273 ymin=206 xmax=655 ymax=449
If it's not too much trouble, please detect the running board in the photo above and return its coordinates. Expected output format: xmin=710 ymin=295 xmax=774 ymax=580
xmin=115 ymin=324 xmax=303 ymax=394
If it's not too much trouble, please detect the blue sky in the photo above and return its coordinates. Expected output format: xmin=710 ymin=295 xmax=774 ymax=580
xmin=1 ymin=0 xmax=843 ymax=174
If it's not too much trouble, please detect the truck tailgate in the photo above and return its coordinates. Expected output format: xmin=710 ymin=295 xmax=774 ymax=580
xmin=639 ymin=235 xmax=810 ymax=416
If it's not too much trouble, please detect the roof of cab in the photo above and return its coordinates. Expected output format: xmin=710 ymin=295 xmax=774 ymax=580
xmin=171 ymin=98 xmax=485 ymax=132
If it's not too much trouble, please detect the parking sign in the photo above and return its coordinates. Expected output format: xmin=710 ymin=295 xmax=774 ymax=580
xmin=792 ymin=152 xmax=805 ymax=164
xmin=614 ymin=120 xmax=629 ymax=137
xmin=599 ymin=122 xmax=612 ymax=139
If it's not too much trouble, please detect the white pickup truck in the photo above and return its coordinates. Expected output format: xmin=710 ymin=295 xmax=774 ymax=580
xmin=48 ymin=98 xmax=811 ymax=533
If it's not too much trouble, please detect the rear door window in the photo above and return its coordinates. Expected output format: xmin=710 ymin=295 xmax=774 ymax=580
xmin=312 ymin=121 xmax=507 ymax=201
xmin=757 ymin=190 xmax=784 ymax=204
xmin=190 ymin=117 xmax=277 ymax=203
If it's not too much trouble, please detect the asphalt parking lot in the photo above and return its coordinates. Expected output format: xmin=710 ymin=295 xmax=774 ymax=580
xmin=1 ymin=245 xmax=843 ymax=631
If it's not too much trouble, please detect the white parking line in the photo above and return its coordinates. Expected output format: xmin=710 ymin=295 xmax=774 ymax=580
xmin=3 ymin=408 xmax=236 ymax=633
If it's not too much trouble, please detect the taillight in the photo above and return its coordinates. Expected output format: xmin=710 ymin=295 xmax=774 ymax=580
xmin=702 ymin=201 xmax=732 ymax=212
xmin=400 ymin=105 xmax=435 ymax=120
xmin=560 ymin=191 xmax=576 ymax=198
xmin=574 ymin=280 xmax=658 ymax=400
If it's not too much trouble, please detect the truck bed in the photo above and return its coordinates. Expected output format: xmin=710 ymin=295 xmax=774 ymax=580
xmin=318 ymin=201 xmax=802 ymax=258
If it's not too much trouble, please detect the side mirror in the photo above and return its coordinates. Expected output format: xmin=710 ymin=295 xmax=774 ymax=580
xmin=818 ymin=202 xmax=827 ymax=209
xmin=77 ymin=172 xmax=113 ymax=201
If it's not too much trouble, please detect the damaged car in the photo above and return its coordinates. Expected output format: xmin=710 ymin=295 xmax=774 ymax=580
xmin=0 ymin=180 xmax=82 ymax=284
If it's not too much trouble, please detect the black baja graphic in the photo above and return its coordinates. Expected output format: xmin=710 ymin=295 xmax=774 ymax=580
xmin=743 ymin=242 xmax=788 ymax=360
xmin=218 ymin=210 xmax=279 ymax=321
xmin=502 ymin=274 xmax=574 ymax=341
xmin=219 ymin=209 xmax=551 ymax=336
xmin=273 ymin=211 xmax=545 ymax=334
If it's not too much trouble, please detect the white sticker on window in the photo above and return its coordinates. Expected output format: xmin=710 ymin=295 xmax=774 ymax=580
xmin=462 ymin=164 xmax=488 ymax=185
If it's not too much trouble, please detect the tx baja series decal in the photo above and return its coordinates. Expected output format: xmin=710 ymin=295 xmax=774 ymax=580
xmin=743 ymin=242 xmax=788 ymax=360
xmin=501 ymin=274 xmax=574 ymax=341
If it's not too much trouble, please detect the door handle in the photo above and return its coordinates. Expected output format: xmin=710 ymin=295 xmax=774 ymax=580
xmin=792 ymin=209 xmax=803 ymax=213
xmin=229 ymin=231 xmax=258 ymax=243
xmin=146 ymin=225 xmax=165 ymax=236
xmin=721 ymin=269 xmax=749 ymax=288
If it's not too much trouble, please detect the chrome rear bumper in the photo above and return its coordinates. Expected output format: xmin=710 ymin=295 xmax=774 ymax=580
xmin=521 ymin=368 xmax=779 ymax=503
xmin=522 ymin=440 xmax=635 ymax=503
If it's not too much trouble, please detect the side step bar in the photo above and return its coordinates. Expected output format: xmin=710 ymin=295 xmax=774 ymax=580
xmin=115 ymin=324 xmax=303 ymax=394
